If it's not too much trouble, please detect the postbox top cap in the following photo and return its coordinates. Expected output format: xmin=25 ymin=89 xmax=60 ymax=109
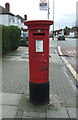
xmin=24 ymin=19 xmax=53 ymax=26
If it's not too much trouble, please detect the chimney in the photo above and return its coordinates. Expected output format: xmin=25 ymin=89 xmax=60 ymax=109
xmin=24 ymin=15 xmax=27 ymax=20
xmin=5 ymin=3 xmax=10 ymax=12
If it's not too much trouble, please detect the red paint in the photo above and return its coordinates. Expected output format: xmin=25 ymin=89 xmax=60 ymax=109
xmin=24 ymin=20 xmax=53 ymax=84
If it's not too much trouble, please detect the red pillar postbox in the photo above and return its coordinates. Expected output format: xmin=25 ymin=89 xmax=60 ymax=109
xmin=24 ymin=20 xmax=53 ymax=104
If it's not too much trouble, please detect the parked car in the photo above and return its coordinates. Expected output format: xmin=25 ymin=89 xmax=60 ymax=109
xmin=21 ymin=33 xmax=24 ymax=40
xmin=49 ymin=34 xmax=53 ymax=38
xmin=21 ymin=32 xmax=28 ymax=40
xmin=57 ymin=34 xmax=65 ymax=40
xmin=20 ymin=32 xmax=28 ymax=47
xmin=23 ymin=32 xmax=28 ymax=40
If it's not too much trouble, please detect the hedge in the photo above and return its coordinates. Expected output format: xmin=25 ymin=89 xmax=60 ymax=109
xmin=0 ymin=25 xmax=21 ymax=55
xmin=9 ymin=26 xmax=21 ymax=50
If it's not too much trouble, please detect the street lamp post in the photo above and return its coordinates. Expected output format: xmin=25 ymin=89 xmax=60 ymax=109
xmin=53 ymin=0 xmax=54 ymax=40
xmin=47 ymin=0 xmax=54 ymax=40
xmin=48 ymin=0 xmax=50 ymax=19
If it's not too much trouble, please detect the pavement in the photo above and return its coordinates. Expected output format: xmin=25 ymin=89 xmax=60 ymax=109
xmin=0 ymin=38 xmax=78 ymax=119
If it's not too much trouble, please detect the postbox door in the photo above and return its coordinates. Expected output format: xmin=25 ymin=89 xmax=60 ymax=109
xmin=29 ymin=32 xmax=49 ymax=84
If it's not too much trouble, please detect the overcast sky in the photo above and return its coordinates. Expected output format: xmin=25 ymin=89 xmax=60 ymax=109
xmin=0 ymin=0 xmax=77 ymax=30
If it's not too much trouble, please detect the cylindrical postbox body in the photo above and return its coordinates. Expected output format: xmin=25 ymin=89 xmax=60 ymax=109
xmin=24 ymin=20 xmax=53 ymax=104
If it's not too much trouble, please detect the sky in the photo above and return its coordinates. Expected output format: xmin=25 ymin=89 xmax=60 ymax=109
xmin=0 ymin=0 xmax=77 ymax=30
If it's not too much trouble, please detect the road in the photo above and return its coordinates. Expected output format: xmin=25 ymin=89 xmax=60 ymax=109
xmin=57 ymin=38 xmax=78 ymax=82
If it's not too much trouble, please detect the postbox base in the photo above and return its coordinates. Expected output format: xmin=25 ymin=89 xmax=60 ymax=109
xmin=29 ymin=82 xmax=49 ymax=105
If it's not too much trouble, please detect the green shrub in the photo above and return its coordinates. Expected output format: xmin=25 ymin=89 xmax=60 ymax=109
xmin=9 ymin=26 xmax=21 ymax=50
xmin=0 ymin=25 xmax=2 ymax=57
xmin=2 ymin=25 xmax=11 ymax=54
xmin=1 ymin=25 xmax=21 ymax=55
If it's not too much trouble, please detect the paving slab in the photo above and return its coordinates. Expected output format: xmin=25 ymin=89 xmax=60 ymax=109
xmin=2 ymin=60 xmax=29 ymax=94
xmin=15 ymin=110 xmax=23 ymax=118
xmin=17 ymin=90 xmax=69 ymax=118
xmin=2 ymin=93 xmax=22 ymax=105
xmin=2 ymin=105 xmax=17 ymax=118
xmin=22 ymin=111 xmax=45 ymax=118
xmin=67 ymin=108 xmax=76 ymax=118
xmin=46 ymin=107 xmax=69 ymax=118
xmin=50 ymin=62 xmax=76 ymax=108
xmin=50 ymin=52 xmax=63 ymax=64
xmin=18 ymin=93 xmax=46 ymax=112
xmin=0 ymin=92 xmax=2 ymax=105
xmin=0 ymin=105 xmax=2 ymax=120
xmin=3 ymin=47 xmax=29 ymax=62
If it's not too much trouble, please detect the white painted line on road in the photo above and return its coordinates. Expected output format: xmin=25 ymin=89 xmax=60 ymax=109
xmin=58 ymin=46 xmax=78 ymax=82
xmin=73 ymin=51 xmax=76 ymax=53
xmin=58 ymin=46 xmax=63 ymax=56
xmin=67 ymin=51 xmax=71 ymax=54
xmin=67 ymin=51 xmax=76 ymax=54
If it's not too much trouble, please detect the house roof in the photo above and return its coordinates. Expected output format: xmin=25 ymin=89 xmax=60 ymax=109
xmin=0 ymin=5 xmax=25 ymax=22
xmin=16 ymin=15 xmax=25 ymax=22
xmin=0 ymin=5 xmax=15 ymax=16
